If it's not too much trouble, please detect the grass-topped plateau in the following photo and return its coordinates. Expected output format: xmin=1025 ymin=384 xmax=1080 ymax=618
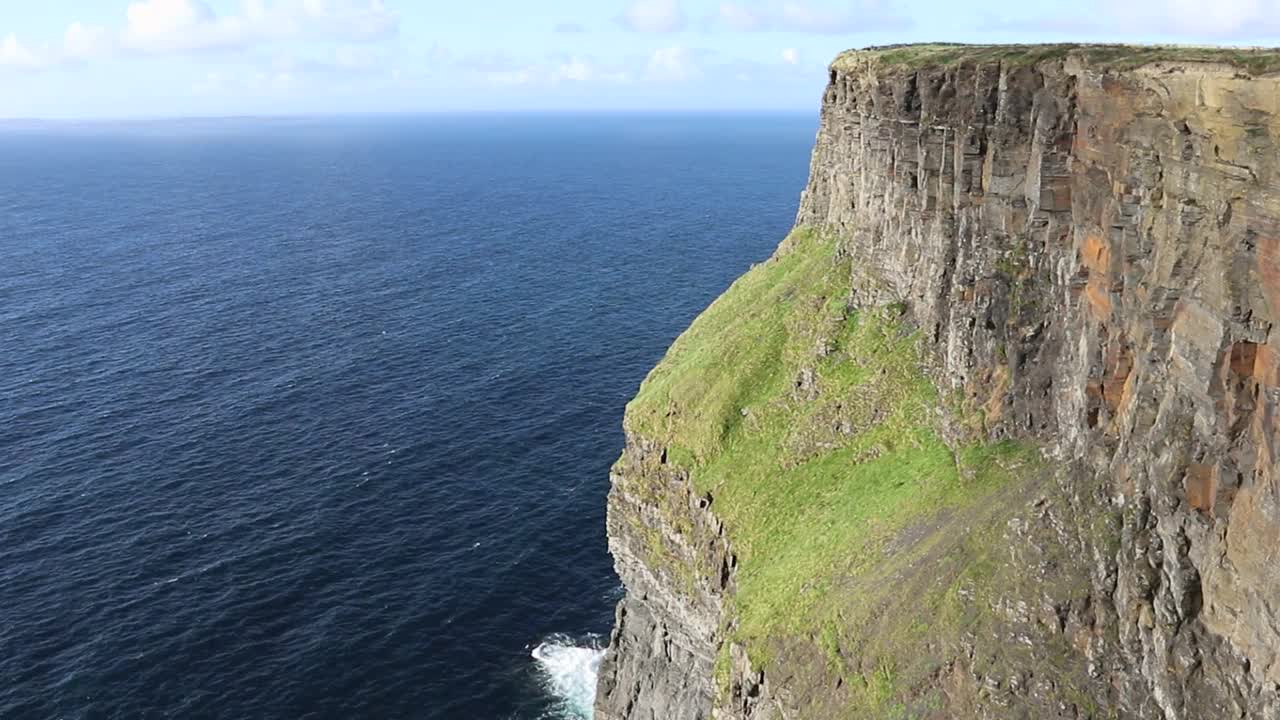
xmin=833 ymin=42 xmax=1280 ymax=75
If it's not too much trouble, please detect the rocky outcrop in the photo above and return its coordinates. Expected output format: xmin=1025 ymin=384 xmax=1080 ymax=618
xmin=597 ymin=45 xmax=1280 ymax=719
xmin=595 ymin=437 xmax=734 ymax=720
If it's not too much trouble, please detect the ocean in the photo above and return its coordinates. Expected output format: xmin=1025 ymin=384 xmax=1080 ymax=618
xmin=0 ymin=114 xmax=816 ymax=719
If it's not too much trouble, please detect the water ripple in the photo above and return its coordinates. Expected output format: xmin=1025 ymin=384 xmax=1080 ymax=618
xmin=0 ymin=114 xmax=814 ymax=719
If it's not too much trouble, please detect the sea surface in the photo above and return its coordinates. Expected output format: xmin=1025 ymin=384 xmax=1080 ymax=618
xmin=0 ymin=114 xmax=816 ymax=719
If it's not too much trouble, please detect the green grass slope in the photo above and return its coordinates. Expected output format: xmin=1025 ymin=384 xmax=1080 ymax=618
xmin=621 ymin=228 xmax=1078 ymax=715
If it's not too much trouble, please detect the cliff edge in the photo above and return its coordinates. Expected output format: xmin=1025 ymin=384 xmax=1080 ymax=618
xmin=596 ymin=44 xmax=1280 ymax=719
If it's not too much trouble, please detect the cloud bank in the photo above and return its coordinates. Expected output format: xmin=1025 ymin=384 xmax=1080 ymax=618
xmin=620 ymin=0 xmax=688 ymax=32
xmin=0 ymin=0 xmax=399 ymax=69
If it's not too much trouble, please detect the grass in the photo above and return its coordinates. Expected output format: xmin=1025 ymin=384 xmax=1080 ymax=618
xmin=832 ymin=43 xmax=1280 ymax=75
xmin=851 ymin=659 xmax=899 ymax=714
xmin=623 ymin=227 xmax=1046 ymax=701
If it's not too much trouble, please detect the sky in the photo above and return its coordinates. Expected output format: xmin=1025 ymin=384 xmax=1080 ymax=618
xmin=1 ymin=0 xmax=1279 ymax=118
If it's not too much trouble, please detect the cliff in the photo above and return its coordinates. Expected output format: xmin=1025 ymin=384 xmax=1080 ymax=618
xmin=595 ymin=44 xmax=1280 ymax=719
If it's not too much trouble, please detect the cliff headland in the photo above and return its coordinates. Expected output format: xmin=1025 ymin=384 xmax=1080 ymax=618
xmin=596 ymin=44 xmax=1280 ymax=719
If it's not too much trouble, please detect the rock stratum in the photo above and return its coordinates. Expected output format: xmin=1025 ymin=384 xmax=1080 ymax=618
xmin=594 ymin=45 xmax=1280 ymax=719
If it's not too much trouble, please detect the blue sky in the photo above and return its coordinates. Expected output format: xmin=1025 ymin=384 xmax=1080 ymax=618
xmin=1 ymin=0 xmax=1279 ymax=117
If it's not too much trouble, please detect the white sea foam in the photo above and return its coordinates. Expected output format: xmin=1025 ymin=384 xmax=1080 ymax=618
xmin=531 ymin=634 xmax=605 ymax=719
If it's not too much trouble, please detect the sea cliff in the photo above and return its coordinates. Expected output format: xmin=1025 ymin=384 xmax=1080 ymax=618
xmin=595 ymin=44 xmax=1280 ymax=719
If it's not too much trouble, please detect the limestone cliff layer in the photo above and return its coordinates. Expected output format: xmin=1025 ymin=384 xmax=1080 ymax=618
xmin=597 ymin=45 xmax=1280 ymax=719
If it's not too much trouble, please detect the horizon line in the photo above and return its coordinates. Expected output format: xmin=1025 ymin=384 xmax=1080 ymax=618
xmin=0 ymin=108 xmax=819 ymax=124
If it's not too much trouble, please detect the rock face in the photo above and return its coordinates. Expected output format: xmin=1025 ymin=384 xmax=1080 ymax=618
xmin=596 ymin=45 xmax=1280 ymax=719
xmin=595 ymin=436 xmax=733 ymax=720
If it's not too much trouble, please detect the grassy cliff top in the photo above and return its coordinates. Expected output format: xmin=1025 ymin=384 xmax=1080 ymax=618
xmin=833 ymin=43 xmax=1280 ymax=75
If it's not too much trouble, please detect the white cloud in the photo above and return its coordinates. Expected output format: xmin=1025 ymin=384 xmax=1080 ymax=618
xmin=264 ymin=0 xmax=399 ymax=41
xmin=646 ymin=46 xmax=702 ymax=80
xmin=63 ymin=22 xmax=114 ymax=60
xmin=717 ymin=0 xmax=909 ymax=33
xmin=126 ymin=0 xmax=212 ymax=40
xmin=0 ymin=33 xmax=48 ymax=69
xmin=621 ymin=0 xmax=687 ymax=32
xmin=3 ymin=0 xmax=401 ymax=73
xmin=556 ymin=57 xmax=593 ymax=82
xmin=781 ymin=47 xmax=799 ymax=64
xmin=122 ymin=0 xmax=243 ymax=52
xmin=114 ymin=0 xmax=399 ymax=55
xmin=2 ymin=1 xmax=393 ymax=81
xmin=549 ymin=56 xmax=630 ymax=84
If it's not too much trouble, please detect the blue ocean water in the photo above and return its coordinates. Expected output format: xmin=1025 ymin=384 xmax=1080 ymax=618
xmin=0 ymin=114 xmax=815 ymax=719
